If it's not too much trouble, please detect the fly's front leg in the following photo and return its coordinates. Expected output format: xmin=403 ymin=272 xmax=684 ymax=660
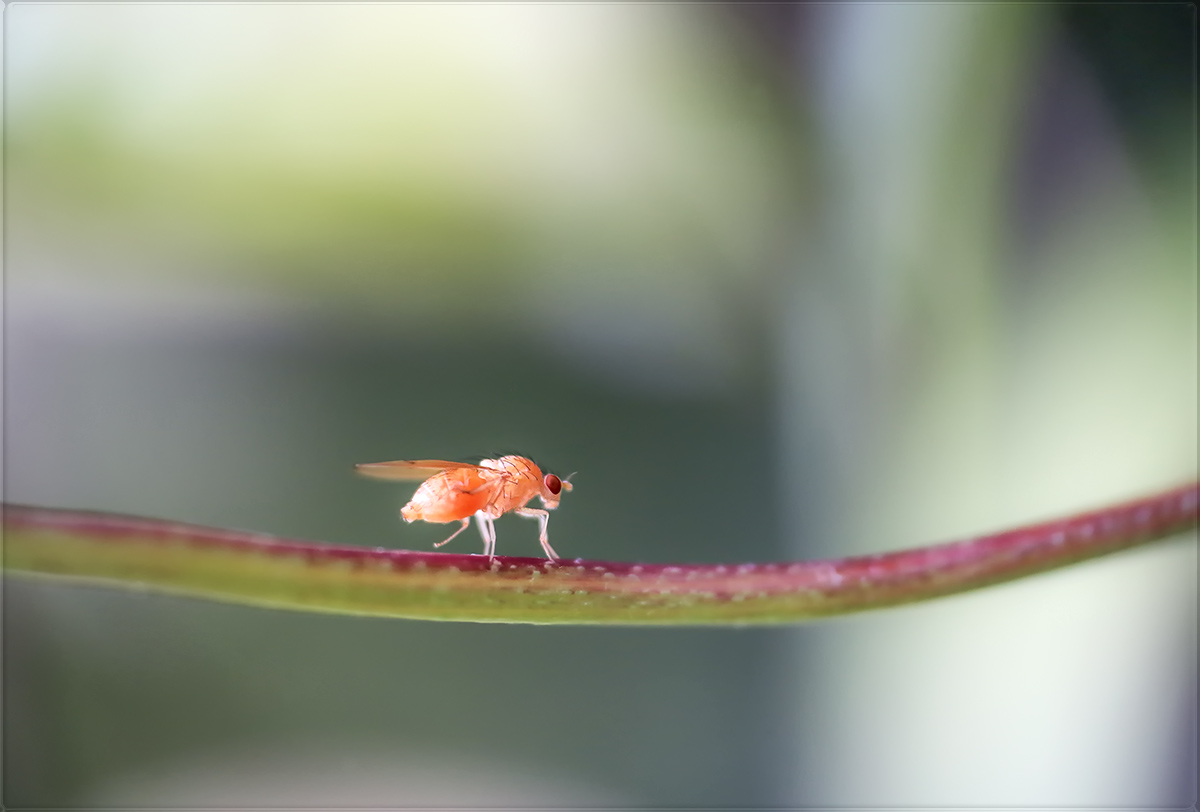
xmin=514 ymin=507 xmax=559 ymax=561
xmin=474 ymin=512 xmax=497 ymax=559
xmin=433 ymin=518 xmax=471 ymax=548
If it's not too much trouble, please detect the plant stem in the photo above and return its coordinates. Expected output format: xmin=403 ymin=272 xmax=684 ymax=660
xmin=4 ymin=482 xmax=1196 ymax=625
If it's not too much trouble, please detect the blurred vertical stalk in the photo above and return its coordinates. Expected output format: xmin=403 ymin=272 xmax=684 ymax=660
xmin=782 ymin=4 xmax=1039 ymax=548
xmin=776 ymin=3 xmax=1060 ymax=804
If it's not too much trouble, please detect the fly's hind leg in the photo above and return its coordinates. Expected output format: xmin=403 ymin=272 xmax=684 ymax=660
xmin=474 ymin=512 xmax=497 ymax=559
xmin=514 ymin=507 xmax=559 ymax=561
xmin=433 ymin=518 xmax=471 ymax=549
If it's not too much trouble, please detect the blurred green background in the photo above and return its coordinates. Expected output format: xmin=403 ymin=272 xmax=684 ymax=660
xmin=4 ymin=2 xmax=1196 ymax=806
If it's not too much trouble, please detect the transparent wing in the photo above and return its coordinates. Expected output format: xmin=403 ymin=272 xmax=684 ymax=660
xmin=354 ymin=459 xmax=485 ymax=481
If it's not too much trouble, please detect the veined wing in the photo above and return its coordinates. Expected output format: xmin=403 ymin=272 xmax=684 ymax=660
xmin=355 ymin=459 xmax=485 ymax=481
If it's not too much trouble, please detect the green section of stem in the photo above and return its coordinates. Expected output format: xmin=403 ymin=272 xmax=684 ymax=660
xmin=3 ymin=483 xmax=1197 ymax=626
xmin=4 ymin=527 xmax=830 ymax=624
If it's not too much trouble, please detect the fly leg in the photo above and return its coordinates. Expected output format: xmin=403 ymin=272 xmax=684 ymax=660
xmin=514 ymin=507 xmax=559 ymax=561
xmin=474 ymin=512 xmax=497 ymax=559
xmin=433 ymin=518 xmax=471 ymax=548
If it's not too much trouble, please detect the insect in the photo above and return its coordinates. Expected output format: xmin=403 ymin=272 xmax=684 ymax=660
xmin=355 ymin=455 xmax=573 ymax=560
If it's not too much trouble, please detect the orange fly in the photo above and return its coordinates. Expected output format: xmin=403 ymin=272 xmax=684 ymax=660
xmin=355 ymin=455 xmax=573 ymax=560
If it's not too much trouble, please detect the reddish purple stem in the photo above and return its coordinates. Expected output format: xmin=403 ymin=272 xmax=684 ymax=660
xmin=5 ymin=482 xmax=1196 ymax=614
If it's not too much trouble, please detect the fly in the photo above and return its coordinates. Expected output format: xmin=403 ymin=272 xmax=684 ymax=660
xmin=355 ymin=455 xmax=573 ymax=560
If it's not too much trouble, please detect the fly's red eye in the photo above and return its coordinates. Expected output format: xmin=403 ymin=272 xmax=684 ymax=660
xmin=544 ymin=474 xmax=562 ymax=495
